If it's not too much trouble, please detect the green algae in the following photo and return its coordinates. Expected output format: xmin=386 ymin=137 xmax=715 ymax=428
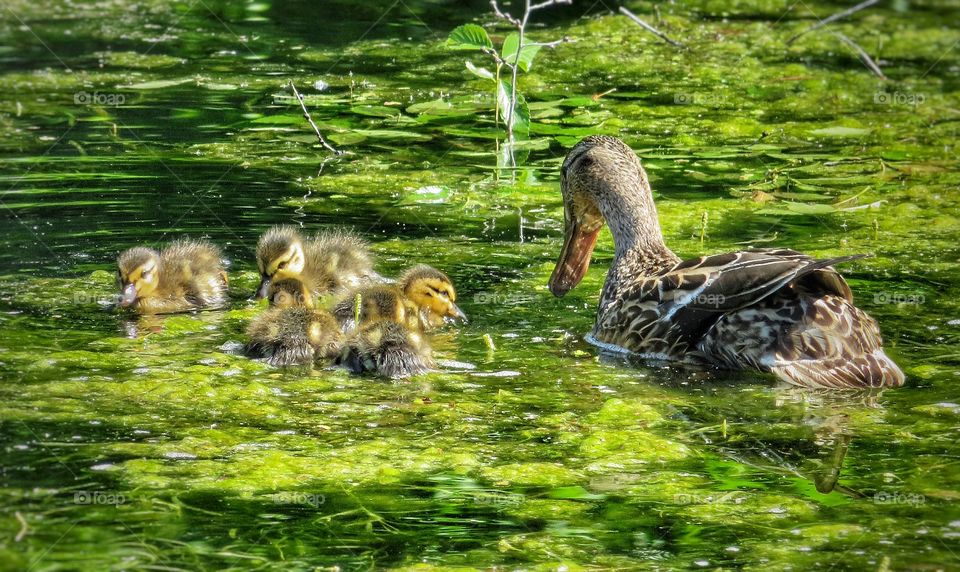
xmin=0 ymin=0 xmax=958 ymax=569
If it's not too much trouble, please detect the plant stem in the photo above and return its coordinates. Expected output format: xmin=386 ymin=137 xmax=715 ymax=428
xmin=833 ymin=32 xmax=887 ymax=79
xmin=491 ymin=0 xmax=571 ymax=144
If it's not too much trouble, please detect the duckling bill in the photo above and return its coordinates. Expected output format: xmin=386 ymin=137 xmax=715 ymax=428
xmin=550 ymin=135 xmax=904 ymax=389
xmin=117 ymin=239 xmax=228 ymax=314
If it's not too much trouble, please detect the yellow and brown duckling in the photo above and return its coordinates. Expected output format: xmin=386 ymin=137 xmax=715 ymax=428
xmin=332 ymin=264 xmax=467 ymax=333
xmin=254 ymin=226 xmax=376 ymax=300
xmin=549 ymin=135 xmax=904 ymax=389
xmin=117 ymin=239 xmax=228 ymax=314
xmin=246 ymin=277 xmax=342 ymax=367
xmin=335 ymin=265 xmax=464 ymax=379
xmin=340 ymin=321 xmax=434 ymax=379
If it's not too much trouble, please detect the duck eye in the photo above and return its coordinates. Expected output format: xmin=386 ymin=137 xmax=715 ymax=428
xmin=278 ymin=261 xmax=287 ymax=270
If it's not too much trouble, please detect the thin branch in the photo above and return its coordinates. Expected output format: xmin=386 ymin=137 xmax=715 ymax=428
xmin=787 ymin=0 xmax=880 ymax=45
xmin=480 ymin=46 xmax=506 ymax=66
xmin=490 ymin=0 xmax=520 ymax=26
xmin=618 ymin=6 xmax=687 ymax=49
xmin=529 ymin=36 xmax=573 ymax=49
xmin=529 ymin=0 xmax=570 ymax=11
xmin=289 ymin=80 xmax=341 ymax=155
xmin=833 ymin=32 xmax=887 ymax=79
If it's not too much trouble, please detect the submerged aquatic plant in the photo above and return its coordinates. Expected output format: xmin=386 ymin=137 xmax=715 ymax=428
xmin=446 ymin=0 xmax=571 ymax=146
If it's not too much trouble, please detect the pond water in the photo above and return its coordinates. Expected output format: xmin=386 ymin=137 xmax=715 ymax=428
xmin=1 ymin=0 xmax=959 ymax=569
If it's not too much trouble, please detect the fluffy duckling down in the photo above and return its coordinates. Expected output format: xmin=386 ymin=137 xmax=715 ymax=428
xmin=246 ymin=277 xmax=343 ymax=367
xmin=117 ymin=239 xmax=228 ymax=314
xmin=336 ymin=265 xmax=465 ymax=379
xmin=254 ymin=226 xmax=377 ymax=300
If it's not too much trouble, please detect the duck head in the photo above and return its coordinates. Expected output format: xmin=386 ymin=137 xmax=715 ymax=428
xmin=117 ymin=247 xmax=160 ymax=307
xmin=268 ymin=277 xmax=315 ymax=309
xmin=400 ymin=265 xmax=467 ymax=323
xmin=549 ymin=135 xmax=667 ymax=297
xmin=255 ymin=226 xmax=306 ymax=299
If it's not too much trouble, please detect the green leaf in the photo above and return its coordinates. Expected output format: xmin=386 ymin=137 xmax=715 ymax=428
xmin=465 ymin=60 xmax=494 ymax=80
xmin=447 ymin=24 xmax=493 ymax=51
xmin=500 ymin=32 xmax=541 ymax=72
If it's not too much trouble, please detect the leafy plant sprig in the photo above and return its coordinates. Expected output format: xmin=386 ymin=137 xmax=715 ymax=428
xmin=447 ymin=0 xmax=571 ymax=145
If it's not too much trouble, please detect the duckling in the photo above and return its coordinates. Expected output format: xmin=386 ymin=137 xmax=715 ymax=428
xmin=117 ymin=239 xmax=228 ymax=314
xmin=254 ymin=226 xmax=376 ymax=299
xmin=399 ymin=264 xmax=467 ymax=330
xmin=339 ymin=321 xmax=434 ymax=379
xmin=246 ymin=277 xmax=343 ymax=367
xmin=333 ymin=265 xmax=463 ymax=379
xmin=332 ymin=264 xmax=466 ymax=333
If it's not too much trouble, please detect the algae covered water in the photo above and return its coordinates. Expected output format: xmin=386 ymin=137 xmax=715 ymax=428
xmin=1 ymin=0 xmax=959 ymax=569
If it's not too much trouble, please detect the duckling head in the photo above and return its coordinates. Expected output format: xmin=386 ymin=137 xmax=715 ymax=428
xmin=400 ymin=265 xmax=467 ymax=323
xmin=117 ymin=247 xmax=160 ymax=307
xmin=268 ymin=277 xmax=315 ymax=309
xmin=256 ymin=226 xmax=306 ymax=299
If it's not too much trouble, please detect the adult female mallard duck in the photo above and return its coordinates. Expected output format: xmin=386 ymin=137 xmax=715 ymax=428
xmin=246 ymin=277 xmax=342 ymax=367
xmin=549 ymin=135 xmax=904 ymax=389
xmin=254 ymin=226 xmax=376 ymax=299
xmin=332 ymin=264 xmax=467 ymax=333
xmin=117 ymin=239 xmax=228 ymax=314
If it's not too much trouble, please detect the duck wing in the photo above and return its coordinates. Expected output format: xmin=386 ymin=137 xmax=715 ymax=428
xmin=632 ymin=249 xmax=864 ymax=346
xmin=665 ymin=249 xmax=861 ymax=312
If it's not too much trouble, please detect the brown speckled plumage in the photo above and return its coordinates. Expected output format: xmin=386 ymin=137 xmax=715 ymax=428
xmin=549 ymin=135 xmax=904 ymax=389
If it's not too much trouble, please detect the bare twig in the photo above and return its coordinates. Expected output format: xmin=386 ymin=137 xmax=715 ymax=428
xmin=619 ymin=6 xmax=687 ymax=49
xmin=490 ymin=0 xmax=521 ymax=26
xmin=289 ymin=80 xmax=341 ymax=155
xmin=833 ymin=32 xmax=887 ymax=79
xmin=787 ymin=0 xmax=880 ymax=45
xmin=530 ymin=37 xmax=572 ymax=49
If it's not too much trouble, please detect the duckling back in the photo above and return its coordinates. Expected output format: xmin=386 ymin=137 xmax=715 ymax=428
xmin=339 ymin=321 xmax=433 ymax=379
xmin=160 ymin=240 xmax=229 ymax=306
xmin=331 ymin=284 xmax=418 ymax=333
xmin=246 ymin=275 xmax=342 ymax=367
xmin=247 ymin=306 xmax=342 ymax=367
xmin=307 ymin=230 xmax=378 ymax=293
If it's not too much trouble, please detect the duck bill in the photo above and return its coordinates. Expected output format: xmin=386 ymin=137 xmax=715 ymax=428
xmin=119 ymin=284 xmax=138 ymax=307
xmin=549 ymin=222 xmax=600 ymax=297
xmin=255 ymin=275 xmax=271 ymax=299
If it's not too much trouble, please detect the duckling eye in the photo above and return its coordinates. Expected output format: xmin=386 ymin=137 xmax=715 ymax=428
xmin=278 ymin=261 xmax=287 ymax=270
